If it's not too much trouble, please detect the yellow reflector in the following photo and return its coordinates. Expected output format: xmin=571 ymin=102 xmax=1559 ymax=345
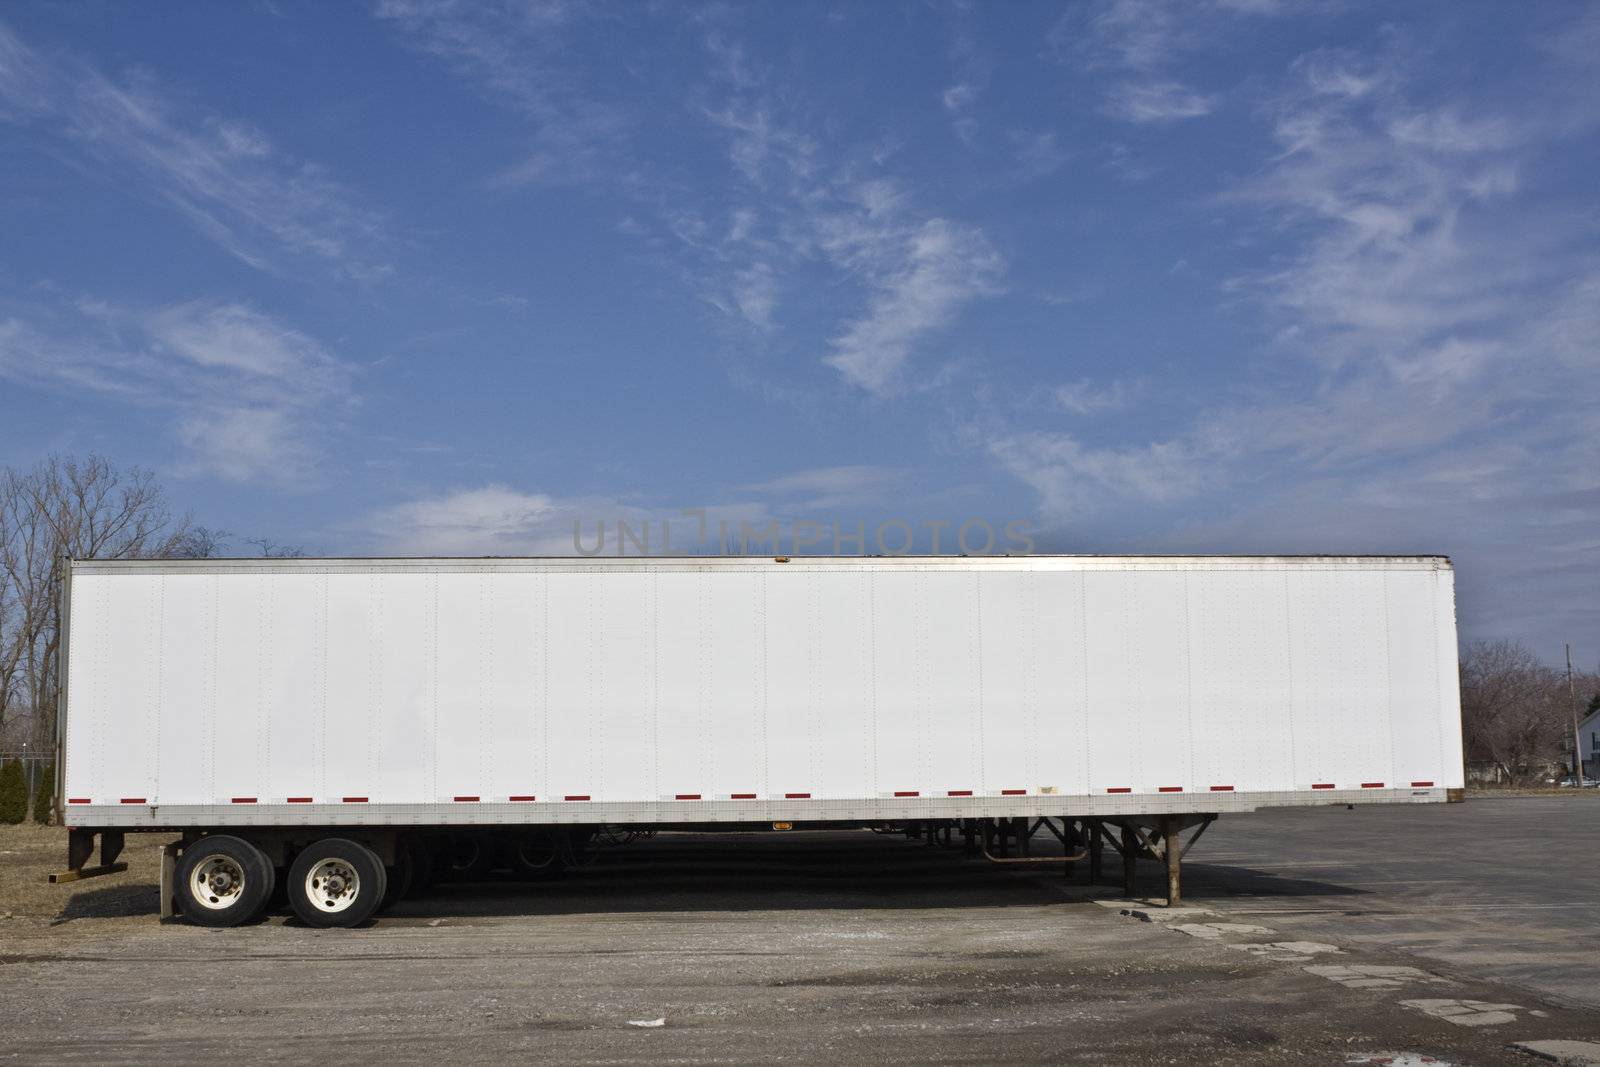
xmin=772 ymin=821 xmax=793 ymax=831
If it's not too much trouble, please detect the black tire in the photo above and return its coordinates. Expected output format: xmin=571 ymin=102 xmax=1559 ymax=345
xmin=561 ymin=825 xmax=601 ymax=869
xmin=380 ymin=843 xmax=415 ymax=912
xmin=440 ymin=830 xmax=495 ymax=881
xmin=502 ymin=829 xmax=566 ymax=882
xmin=401 ymin=833 xmax=434 ymax=898
xmin=175 ymin=835 xmax=273 ymax=928
xmin=287 ymin=838 xmax=387 ymax=928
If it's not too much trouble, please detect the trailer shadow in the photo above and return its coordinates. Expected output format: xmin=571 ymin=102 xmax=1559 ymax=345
xmin=1176 ymin=862 xmax=1377 ymax=906
xmin=45 ymin=831 xmax=1373 ymax=926
xmin=369 ymin=831 xmax=1372 ymax=922
xmin=51 ymin=882 xmax=159 ymax=923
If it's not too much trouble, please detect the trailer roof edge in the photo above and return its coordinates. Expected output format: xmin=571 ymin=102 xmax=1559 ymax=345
xmin=69 ymin=553 xmax=1454 ymax=573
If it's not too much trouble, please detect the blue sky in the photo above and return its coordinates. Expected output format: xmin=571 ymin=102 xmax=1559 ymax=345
xmin=1 ymin=1 xmax=1596 ymax=657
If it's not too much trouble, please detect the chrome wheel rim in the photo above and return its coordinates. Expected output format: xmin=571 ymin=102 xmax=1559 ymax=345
xmin=305 ymin=858 xmax=361 ymax=914
xmin=191 ymin=855 xmax=247 ymax=910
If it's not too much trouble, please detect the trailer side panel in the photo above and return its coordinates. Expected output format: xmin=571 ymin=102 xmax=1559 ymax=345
xmin=62 ymin=555 xmax=1462 ymax=828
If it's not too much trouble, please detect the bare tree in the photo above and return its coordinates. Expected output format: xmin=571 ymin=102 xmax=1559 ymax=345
xmin=0 ymin=474 xmax=25 ymax=746
xmin=1459 ymin=639 xmax=1570 ymax=784
xmin=175 ymin=525 xmax=233 ymax=559
xmin=0 ymin=455 xmax=195 ymax=750
xmin=243 ymin=537 xmax=307 ymax=559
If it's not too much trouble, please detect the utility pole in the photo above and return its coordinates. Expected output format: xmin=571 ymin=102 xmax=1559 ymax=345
xmin=1567 ymin=644 xmax=1585 ymax=787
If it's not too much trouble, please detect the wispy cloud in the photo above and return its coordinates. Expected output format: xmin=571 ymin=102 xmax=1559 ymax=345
xmin=666 ymin=41 xmax=1012 ymax=394
xmin=740 ymin=465 xmax=901 ymax=509
xmin=364 ymin=485 xmax=618 ymax=555
xmin=375 ymin=0 xmax=629 ymax=187
xmin=1235 ymin=47 xmax=1553 ymax=362
xmin=0 ymin=20 xmax=389 ymax=282
xmin=825 ymin=219 xmax=1003 ymax=395
xmin=991 ymin=20 xmax=1600 ymax=648
xmin=367 ymin=466 xmax=923 ymax=556
xmin=1057 ymin=0 xmax=1287 ymax=126
xmin=1059 ymin=0 xmax=1284 ymax=71
xmin=1102 ymin=81 xmax=1213 ymax=123
xmin=686 ymin=43 xmax=1007 ymax=393
xmin=1009 ymin=130 xmax=1071 ymax=178
xmin=1066 ymin=0 xmax=1185 ymax=71
xmin=361 ymin=484 xmax=781 ymax=556
xmin=1052 ymin=378 xmax=1133 ymax=415
xmin=704 ymin=103 xmax=818 ymax=188
xmin=0 ymin=297 xmax=354 ymax=486
xmin=988 ymin=431 xmax=1211 ymax=524
xmin=377 ymin=7 xmax=1007 ymax=396
xmin=374 ymin=0 xmax=577 ymax=110
xmin=942 ymin=82 xmax=980 ymax=143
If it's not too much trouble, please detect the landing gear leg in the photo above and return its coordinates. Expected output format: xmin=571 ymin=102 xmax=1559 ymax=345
xmin=1121 ymin=824 xmax=1137 ymax=898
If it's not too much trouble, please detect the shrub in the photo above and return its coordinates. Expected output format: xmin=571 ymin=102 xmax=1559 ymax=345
xmin=33 ymin=761 xmax=55 ymax=825
xmin=0 ymin=760 xmax=27 ymax=824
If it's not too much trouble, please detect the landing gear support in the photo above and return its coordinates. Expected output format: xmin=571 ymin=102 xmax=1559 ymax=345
xmin=1096 ymin=814 xmax=1215 ymax=905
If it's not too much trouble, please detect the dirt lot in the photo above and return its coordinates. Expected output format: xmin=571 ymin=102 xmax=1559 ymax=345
xmin=2 ymin=800 xmax=1598 ymax=1064
xmin=0 ymin=822 xmax=168 ymax=939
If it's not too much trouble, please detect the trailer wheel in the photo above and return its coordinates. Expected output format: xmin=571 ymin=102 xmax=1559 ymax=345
xmin=176 ymin=835 xmax=274 ymax=927
xmin=441 ymin=830 xmax=495 ymax=881
xmin=561 ymin=826 xmax=601 ymax=868
xmin=502 ymin=830 xmax=566 ymax=881
xmin=400 ymin=833 xmax=434 ymax=898
xmin=379 ymin=842 xmax=416 ymax=912
xmin=288 ymin=838 xmax=387 ymax=928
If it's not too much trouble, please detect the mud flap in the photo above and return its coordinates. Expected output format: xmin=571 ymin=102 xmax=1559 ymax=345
xmin=160 ymin=842 xmax=180 ymax=920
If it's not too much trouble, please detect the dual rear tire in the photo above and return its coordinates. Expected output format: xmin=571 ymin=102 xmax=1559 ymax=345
xmin=289 ymin=838 xmax=387 ymax=928
xmin=176 ymin=836 xmax=387 ymax=929
xmin=175 ymin=835 xmax=275 ymax=928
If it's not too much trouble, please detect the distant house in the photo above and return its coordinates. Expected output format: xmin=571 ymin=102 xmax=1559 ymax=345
xmin=1463 ymin=706 xmax=1600 ymax=785
xmin=1581 ymin=707 xmax=1600 ymax=780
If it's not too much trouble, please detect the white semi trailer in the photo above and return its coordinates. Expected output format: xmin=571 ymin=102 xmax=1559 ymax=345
xmin=53 ymin=554 xmax=1464 ymax=927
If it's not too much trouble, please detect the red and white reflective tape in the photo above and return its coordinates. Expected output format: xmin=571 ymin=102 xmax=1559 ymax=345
xmin=56 ymin=781 xmax=1438 ymax=809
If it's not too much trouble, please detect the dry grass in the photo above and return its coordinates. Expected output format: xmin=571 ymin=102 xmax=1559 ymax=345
xmin=0 ymin=823 xmax=173 ymax=940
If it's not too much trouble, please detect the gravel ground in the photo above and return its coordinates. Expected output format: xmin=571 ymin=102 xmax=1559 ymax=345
xmin=1 ymin=801 xmax=1597 ymax=1064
